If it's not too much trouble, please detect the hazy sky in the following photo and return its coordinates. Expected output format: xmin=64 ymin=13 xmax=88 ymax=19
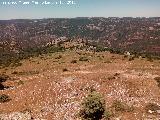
xmin=0 ymin=0 xmax=160 ymax=19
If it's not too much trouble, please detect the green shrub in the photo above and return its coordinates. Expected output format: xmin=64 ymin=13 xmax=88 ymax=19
xmin=79 ymin=91 xmax=106 ymax=120
xmin=108 ymin=76 xmax=116 ymax=80
xmin=12 ymin=71 xmax=39 ymax=75
xmin=0 ymin=83 xmax=5 ymax=90
xmin=79 ymin=57 xmax=89 ymax=62
xmin=145 ymin=103 xmax=160 ymax=113
xmin=103 ymin=110 xmax=112 ymax=120
xmin=128 ymin=56 xmax=135 ymax=61
xmin=95 ymin=46 xmax=108 ymax=52
xmin=104 ymin=60 xmax=112 ymax=64
xmin=0 ymin=74 xmax=10 ymax=82
xmin=123 ymin=55 xmax=128 ymax=58
xmin=55 ymin=55 xmax=62 ymax=59
xmin=154 ymin=77 xmax=160 ymax=81
xmin=147 ymin=58 xmax=153 ymax=62
xmin=112 ymin=100 xmax=126 ymax=112
xmin=12 ymin=71 xmax=18 ymax=74
xmin=71 ymin=60 xmax=77 ymax=64
xmin=17 ymin=80 xmax=24 ymax=85
xmin=0 ymin=94 xmax=11 ymax=103
xmin=112 ymin=100 xmax=133 ymax=112
xmin=11 ymin=62 xmax=22 ymax=67
xmin=62 ymin=68 xmax=68 ymax=72
xmin=154 ymin=77 xmax=160 ymax=87
xmin=114 ymin=73 xmax=120 ymax=76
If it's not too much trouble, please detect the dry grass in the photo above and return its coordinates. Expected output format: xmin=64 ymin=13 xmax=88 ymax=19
xmin=0 ymin=51 xmax=159 ymax=119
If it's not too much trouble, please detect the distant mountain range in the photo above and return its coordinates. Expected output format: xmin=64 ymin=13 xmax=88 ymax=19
xmin=0 ymin=17 xmax=160 ymax=56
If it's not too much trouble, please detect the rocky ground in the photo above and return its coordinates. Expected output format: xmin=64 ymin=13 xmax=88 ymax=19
xmin=0 ymin=51 xmax=160 ymax=120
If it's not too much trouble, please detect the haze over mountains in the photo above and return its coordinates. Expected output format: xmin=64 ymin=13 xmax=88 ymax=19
xmin=0 ymin=17 xmax=160 ymax=56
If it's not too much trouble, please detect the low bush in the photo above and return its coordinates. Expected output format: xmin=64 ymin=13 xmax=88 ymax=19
xmin=154 ymin=77 xmax=160 ymax=87
xmin=0 ymin=74 xmax=10 ymax=82
xmin=71 ymin=60 xmax=77 ymax=64
xmin=0 ymin=94 xmax=11 ymax=103
xmin=17 ymin=80 xmax=24 ymax=85
xmin=114 ymin=73 xmax=120 ymax=76
xmin=10 ymin=62 xmax=22 ymax=67
xmin=62 ymin=68 xmax=68 ymax=72
xmin=145 ymin=103 xmax=160 ymax=113
xmin=79 ymin=57 xmax=89 ymax=62
xmin=79 ymin=91 xmax=107 ymax=120
xmin=108 ymin=76 xmax=116 ymax=80
xmin=112 ymin=100 xmax=134 ymax=112
xmin=55 ymin=55 xmax=62 ymax=59
xmin=12 ymin=71 xmax=39 ymax=75
xmin=0 ymin=83 xmax=5 ymax=90
xmin=128 ymin=56 xmax=135 ymax=61
xmin=104 ymin=60 xmax=112 ymax=64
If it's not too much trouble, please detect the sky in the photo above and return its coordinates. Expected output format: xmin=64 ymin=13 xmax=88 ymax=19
xmin=0 ymin=0 xmax=160 ymax=20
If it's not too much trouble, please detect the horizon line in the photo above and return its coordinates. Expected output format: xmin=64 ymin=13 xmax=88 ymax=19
xmin=1 ymin=16 xmax=160 ymax=20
